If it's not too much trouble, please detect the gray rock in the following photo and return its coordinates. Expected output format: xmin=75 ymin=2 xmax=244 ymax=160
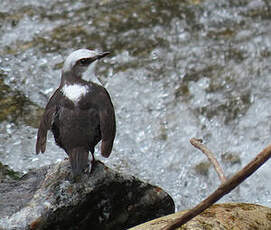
xmin=0 ymin=160 xmax=174 ymax=230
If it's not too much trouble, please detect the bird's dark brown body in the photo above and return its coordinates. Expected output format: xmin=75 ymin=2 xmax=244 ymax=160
xmin=36 ymin=49 xmax=116 ymax=176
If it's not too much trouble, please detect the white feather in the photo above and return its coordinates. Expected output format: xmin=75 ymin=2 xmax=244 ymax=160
xmin=62 ymin=84 xmax=88 ymax=103
xmin=82 ymin=62 xmax=103 ymax=85
xmin=63 ymin=49 xmax=99 ymax=73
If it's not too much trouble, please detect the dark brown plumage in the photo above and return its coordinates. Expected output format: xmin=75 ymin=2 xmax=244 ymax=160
xmin=36 ymin=49 xmax=116 ymax=176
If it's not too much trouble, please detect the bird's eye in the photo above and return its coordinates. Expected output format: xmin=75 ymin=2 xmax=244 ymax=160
xmin=79 ymin=59 xmax=88 ymax=65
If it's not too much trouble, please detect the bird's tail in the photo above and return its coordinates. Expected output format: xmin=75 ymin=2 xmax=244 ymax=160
xmin=69 ymin=148 xmax=89 ymax=177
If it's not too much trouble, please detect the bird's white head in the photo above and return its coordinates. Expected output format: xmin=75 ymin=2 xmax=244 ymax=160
xmin=62 ymin=49 xmax=110 ymax=80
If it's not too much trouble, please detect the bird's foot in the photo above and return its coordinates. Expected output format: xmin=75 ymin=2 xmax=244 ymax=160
xmin=87 ymin=158 xmax=97 ymax=174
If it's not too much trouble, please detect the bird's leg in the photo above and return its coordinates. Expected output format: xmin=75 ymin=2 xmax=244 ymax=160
xmin=64 ymin=151 xmax=69 ymax=161
xmin=91 ymin=152 xmax=96 ymax=165
xmin=88 ymin=152 xmax=96 ymax=174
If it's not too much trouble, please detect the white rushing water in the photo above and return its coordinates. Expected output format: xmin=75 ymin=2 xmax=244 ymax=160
xmin=1 ymin=0 xmax=271 ymax=212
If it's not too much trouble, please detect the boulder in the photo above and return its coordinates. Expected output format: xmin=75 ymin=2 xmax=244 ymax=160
xmin=0 ymin=160 xmax=174 ymax=230
xmin=130 ymin=203 xmax=271 ymax=230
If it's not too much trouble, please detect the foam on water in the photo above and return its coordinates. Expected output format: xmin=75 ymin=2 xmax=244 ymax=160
xmin=1 ymin=0 xmax=271 ymax=213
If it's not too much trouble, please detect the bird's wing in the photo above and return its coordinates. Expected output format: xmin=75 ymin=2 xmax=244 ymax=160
xmin=97 ymin=87 xmax=116 ymax=158
xmin=36 ymin=88 xmax=61 ymax=154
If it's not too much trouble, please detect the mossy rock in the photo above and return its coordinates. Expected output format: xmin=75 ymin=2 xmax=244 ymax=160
xmin=0 ymin=162 xmax=22 ymax=181
xmin=0 ymin=76 xmax=43 ymax=128
xmin=130 ymin=203 xmax=271 ymax=230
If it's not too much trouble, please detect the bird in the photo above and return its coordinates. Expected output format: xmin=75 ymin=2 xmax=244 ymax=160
xmin=36 ymin=49 xmax=116 ymax=177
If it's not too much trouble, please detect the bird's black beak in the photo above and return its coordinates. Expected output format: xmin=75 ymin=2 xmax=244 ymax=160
xmin=97 ymin=51 xmax=110 ymax=60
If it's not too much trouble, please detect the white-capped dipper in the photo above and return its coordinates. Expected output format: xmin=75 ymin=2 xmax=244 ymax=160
xmin=36 ymin=49 xmax=116 ymax=177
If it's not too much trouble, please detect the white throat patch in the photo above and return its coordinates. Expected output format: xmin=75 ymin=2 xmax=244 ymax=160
xmin=62 ymin=84 xmax=88 ymax=104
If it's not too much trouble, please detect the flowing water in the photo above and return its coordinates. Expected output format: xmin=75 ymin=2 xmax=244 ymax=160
xmin=1 ymin=0 xmax=271 ymax=211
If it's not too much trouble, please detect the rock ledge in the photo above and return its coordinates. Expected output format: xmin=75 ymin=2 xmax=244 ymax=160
xmin=0 ymin=160 xmax=174 ymax=230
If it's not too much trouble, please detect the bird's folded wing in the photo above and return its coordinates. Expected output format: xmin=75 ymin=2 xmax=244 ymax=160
xmin=36 ymin=89 xmax=61 ymax=154
xmin=98 ymin=88 xmax=116 ymax=158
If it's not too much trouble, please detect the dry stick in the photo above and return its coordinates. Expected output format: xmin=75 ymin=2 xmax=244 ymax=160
xmin=162 ymin=144 xmax=271 ymax=230
xmin=190 ymin=138 xmax=227 ymax=183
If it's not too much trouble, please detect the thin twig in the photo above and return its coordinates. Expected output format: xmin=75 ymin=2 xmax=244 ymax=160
xmin=190 ymin=138 xmax=227 ymax=183
xmin=162 ymin=144 xmax=271 ymax=230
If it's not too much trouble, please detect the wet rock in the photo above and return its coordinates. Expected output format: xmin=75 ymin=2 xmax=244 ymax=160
xmin=0 ymin=162 xmax=22 ymax=181
xmin=0 ymin=160 xmax=174 ymax=230
xmin=194 ymin=161 xmax=211 ymax=176
xmin=221 ymin=152 xmax=241 ymax=165
xmin=130 ymin=203 xmax=271 ymax=230
xmin=0 ymin=165 xmax=47 ymax=219
xmin=0 ymin=75 xmax=43 ymax=128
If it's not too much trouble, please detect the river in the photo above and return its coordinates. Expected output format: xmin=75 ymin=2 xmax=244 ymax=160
xmin=1 ymin=0 xmax=271 ymax=211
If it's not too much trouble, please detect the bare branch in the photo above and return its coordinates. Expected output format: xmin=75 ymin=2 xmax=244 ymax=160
xmin=190 ymin=138 xmax=227 ymax=183
xmin=162 ymin=144 xmax=271 ymax=230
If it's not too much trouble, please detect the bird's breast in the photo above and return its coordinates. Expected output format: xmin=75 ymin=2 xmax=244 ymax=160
xmin=61 ymin=84 xmax=89 ymax=105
